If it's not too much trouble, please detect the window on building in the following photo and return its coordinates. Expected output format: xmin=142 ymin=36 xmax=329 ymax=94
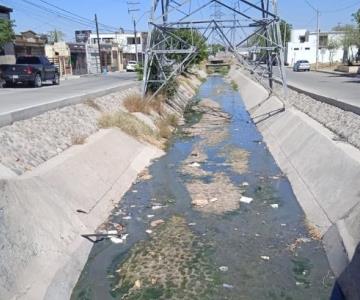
xmin=103 ymin=38 xmax=113 ymax=43
xmin=319 ymin=35 xmax=328 ymax=47
xmin=294 ymin=48 xmax=299 ymax=51
xmin=299 ymin=36 xmax=306 ymax=43
xmin=0 ymin=12 xmax=10 ymax=19
xmin=127 ymin=37 xmax=141 ymax=45
xmin=305 ymin=47 xmax=310 ymax=50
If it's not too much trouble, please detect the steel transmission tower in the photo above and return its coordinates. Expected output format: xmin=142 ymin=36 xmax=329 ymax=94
xmin=142 ymin=0 xmax=287 ymax=100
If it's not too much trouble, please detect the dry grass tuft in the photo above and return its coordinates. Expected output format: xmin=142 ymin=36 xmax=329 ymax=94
xmin=166 ymin=114 xmax=179 ymax=127
xmin=155 ymin=114 xmax=178 ymax=139
xmin=71 ymin=134 xmax=87 ymax=145
xmin=305 ymin=220 xmax=322 ymax=240
xmin=98 ymin=111 xmax=162 ymax=147
xmin=148 ymin=93 xmax=166 ymax=115
xmin=123 ymin=92 xmax=150 ymax=114
xmin=85 ymin=99 xmax=102 ymax=111
xmin=156 ymin=119 xmax=172 ymax=139
xmin=123 ymin=92 xmax=168 ymax=116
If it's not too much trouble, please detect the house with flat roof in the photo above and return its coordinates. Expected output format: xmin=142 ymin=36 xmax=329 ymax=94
xmin=14 ymin=30 xmax=47 ymax=57
xmin=88 ymin=31 xmax=146 ymax=65
xmin=286 ymin=29 xmax=358 ymax=66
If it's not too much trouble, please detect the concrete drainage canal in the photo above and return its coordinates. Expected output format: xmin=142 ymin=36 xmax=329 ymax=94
xmin=71 ymin=76 xmax=334 ymax=300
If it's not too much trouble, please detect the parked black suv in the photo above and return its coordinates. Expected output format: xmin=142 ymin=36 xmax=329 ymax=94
xmin=0 ymin=56 xmax=60 ymax=87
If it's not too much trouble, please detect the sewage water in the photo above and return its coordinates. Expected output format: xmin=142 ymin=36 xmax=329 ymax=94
xmin=71 ymin=76 xmax=334 ymax=300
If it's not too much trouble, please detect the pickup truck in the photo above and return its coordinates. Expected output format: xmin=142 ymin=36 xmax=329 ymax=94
xmin=0 ymin=56 xmax=60 ymax=87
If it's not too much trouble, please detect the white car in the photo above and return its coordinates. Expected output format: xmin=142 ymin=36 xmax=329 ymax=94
xmin=126 ymin=61 xmax=138 ymax=72
xmin=293 ymin=60 xmax=311 ymax=72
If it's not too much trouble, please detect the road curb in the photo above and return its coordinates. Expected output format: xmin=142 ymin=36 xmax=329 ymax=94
xmin=314 ymin=69 xmax=359 ymax=77
xmin=274 ymin=79 xmax=360 ymax=116
xmin=0 ymin=82 xmax=138 ymax=127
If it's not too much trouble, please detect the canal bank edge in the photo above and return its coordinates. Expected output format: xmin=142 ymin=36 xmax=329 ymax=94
xmin=229 ymin=67 xmax=360 ymax=278
xmin=0 ymin=70 xmax=205 ymax=300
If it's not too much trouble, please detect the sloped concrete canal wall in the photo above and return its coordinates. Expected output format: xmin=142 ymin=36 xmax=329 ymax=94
xmin=229 ymin=67 xmax=360 ymax=277
xmin=0 ymin=71 xmax=204 ymax=300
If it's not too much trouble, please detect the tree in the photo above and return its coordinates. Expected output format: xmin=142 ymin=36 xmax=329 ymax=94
xmin=280 ymin=20 xmax=292 ymax=45
xmin=169 ymin=28 xmax=208 ymax=65
xmin=352 ymin=9 xmax=360 ymax=29
xmin=327 ymin=38 xmax=340 ymax=65
xmin=143 ymin=28 xmax=207 ymax=97
xmin=47 ymin=29 xmax=65 ymax=43
xmin=332 ymin=24 xmax=360 ymax=64
xmin=208 ymin=43 xmax=225 ymax=55
xmin=0 ymin=19 xmax=15 ymax=48
xmin=249 ymin=19 xmax=292 ymax=47
xmin=352 ymin=9 xmax=360 ymax=61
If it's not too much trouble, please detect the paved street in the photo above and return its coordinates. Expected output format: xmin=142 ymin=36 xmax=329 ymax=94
xmin=282 ymin=68 xmax=360 ymax=110
xmin=0 ymin=72 xmax=137 ymax=115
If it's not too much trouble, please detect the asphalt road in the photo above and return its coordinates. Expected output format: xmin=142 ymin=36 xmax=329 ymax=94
xmin=282 ymin=68 xmax=360 ymax=110
xmin=0 ymin=72 xmax=137 ymax=115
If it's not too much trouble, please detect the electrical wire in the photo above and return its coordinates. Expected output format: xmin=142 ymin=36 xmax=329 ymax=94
xmin=19 ymin=0 xmax=122 ymax=32
xmin=322 ymin=1 xmax=360 ymax=13
xmin=37 ymin=0 xmax=119 ymax=31
xmin=1 ymin=0 xmax=91 ymax=32
xmin=304 ymin=0 xmax=360 ymax=14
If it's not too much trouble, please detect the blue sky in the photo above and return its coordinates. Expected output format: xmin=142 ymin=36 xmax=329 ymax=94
xmin=0 ymin=0 xmax=359 ymax=40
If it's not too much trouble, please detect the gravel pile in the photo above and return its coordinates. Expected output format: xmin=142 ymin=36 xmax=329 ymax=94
xmin=0 ymin=88 xmax=136 ymax=175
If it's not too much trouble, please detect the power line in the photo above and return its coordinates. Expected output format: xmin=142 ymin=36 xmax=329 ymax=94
xmin=2 ymin=0 xmax=90 ymax=33
xmin=20 ymin=0 xmax=99 ymax=28
xmin=19 ymin=0 xmax=120 ymax=33
xmin=304 ymin=0 xmax=360 ymax=14
xmin=304 ymin=0 xmax=318 ymax=12
xmin=322 ymin=1 xmax=360 ymax=13
xmin=37 ymin=0 xmax=119 ymax=31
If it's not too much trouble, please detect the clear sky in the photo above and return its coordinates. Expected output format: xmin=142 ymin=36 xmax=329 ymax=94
xmin=0 ymin=0 xmax=359 ymax=41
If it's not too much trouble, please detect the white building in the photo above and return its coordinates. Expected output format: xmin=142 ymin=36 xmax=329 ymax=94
xmin=88 ymin=32 xmax=146 ymax=64
xmin=85 ymin=43 xmax=123 ymax=74
xmin=286 ymin=29 xmax=356 ymax=66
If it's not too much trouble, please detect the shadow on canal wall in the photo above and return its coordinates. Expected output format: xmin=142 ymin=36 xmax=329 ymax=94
xmin=330 ymin=242 xmax=360 ymax=300
xmin=229 ymin=67 xmax=360 ymax=295
xmin=0 ymin=70 xmax=206 ymax=300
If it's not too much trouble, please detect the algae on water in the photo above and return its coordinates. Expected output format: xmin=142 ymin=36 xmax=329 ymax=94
xmin=110 ymin=216 xmax=220 ymax=299
xmin=219 ymin=145 xmax=249 ymax=175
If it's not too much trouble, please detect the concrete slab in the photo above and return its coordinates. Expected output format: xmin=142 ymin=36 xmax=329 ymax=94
xmin=0 ymin=128 xmax=164 ymax=300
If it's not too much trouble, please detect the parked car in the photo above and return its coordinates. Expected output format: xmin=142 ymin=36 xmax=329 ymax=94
xmin=0 ymin=56 xmax=60 ymax=87
xmin=293 ymin=60 xmax=311 ymax=72
xmin=126 ymin=61 xmax=138 ymax=72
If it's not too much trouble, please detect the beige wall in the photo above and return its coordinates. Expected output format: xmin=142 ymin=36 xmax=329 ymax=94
xmin=0 ymin=55 xmax=16 ymax=65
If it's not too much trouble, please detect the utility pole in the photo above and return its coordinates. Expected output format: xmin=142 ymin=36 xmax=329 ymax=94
xmin=315 ymin=9 xmax=320 ymax=70
xmin=127 ymin=1 xmax=140 ymax=63
xmin=133 ymin=18 xmax=139 ymax=63
xmin=95 ymin=14 xmax=102 ymax=73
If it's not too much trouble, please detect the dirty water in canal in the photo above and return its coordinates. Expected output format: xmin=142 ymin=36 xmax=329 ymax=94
xmin=71 ymin=76 xmax=334 ymax=300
